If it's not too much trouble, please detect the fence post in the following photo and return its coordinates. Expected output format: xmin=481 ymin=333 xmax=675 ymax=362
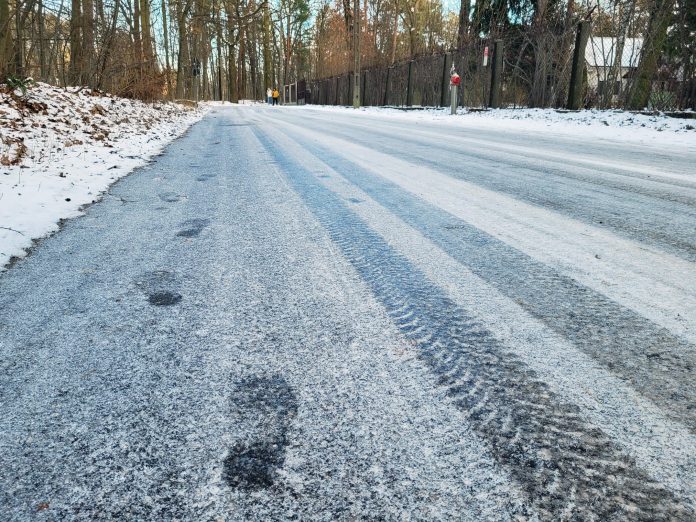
xmin=384 ymin=67 xmax=391 ymax=106
xmin=349 ymin=72 xmax=354 ymax=106
xmin=407 ymin=60 xmax=414 ymax=106
xmin=567 ymin=20 xmax=591 ymax=110
xmin=489 ymin=40 xmax=503 ymax=108
xmin=441 ymin=53 xmax=451 ymax=107
xmin=362 ymin=70 xmax=367 ymax=106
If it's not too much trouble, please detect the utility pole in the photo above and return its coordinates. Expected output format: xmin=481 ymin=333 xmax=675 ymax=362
xmin=352 ymin=0 xmax=360 ymax=108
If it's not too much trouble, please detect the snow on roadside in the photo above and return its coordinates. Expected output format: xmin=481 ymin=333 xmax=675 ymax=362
xmin=0 ymin=82 xmax=204 ymax=271
xmin=298 ymin=105 xmax=696 ymax=150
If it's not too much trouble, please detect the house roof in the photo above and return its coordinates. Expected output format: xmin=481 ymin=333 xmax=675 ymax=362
xmin=585 ymin=36 xmax=643 ymax=68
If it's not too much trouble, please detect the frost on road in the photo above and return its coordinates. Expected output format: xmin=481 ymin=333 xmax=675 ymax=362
xmin=0 ymin=105 xmax=695 ymax=520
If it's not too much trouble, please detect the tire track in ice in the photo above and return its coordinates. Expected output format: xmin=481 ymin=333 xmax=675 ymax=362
xmin=259 ymin=118 xmax=696 ymax=431
xmin=254 ymin=125 xmax=694 ymax=521
xmin=258 ymin=120 xmax=696 ymax=502
xmin=289 ymin=109 xmax=696 ymax=186
xmin=274 ymin=113 xmax=696 ymax=261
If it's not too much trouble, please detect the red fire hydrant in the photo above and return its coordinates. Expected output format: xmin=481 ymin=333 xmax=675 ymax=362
xmin=450 ymin=66 xmax=460 ymax=115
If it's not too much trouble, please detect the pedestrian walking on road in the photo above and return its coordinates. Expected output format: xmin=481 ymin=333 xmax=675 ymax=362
xmin=272 ymin=88 xmax=280 ymax=106
xmin=266 ymin=88 xmax=272 ymax=105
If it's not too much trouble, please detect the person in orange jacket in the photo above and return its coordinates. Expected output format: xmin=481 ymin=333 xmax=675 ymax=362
xmin=272 ymin=88 xmax=280 ymax=105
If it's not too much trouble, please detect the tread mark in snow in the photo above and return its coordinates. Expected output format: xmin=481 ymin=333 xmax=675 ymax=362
xmin=147 ymin=292 xmax=182 ymax=306
xmin=196 ymin=173 xmax=216 ymax=181
xmin=135 ymin=271 xmax=182 ymax=306
xmin=176 ymin=218 xmax=211 ymax=238
xmin=159 ymin=192 xmax=181 ymax=203
xmin=307 ymin=118 xmax=696 ymax=260
xmin=292 ymin=138 xmax=696 ymax=431
xmin=224 ymin=375 xmax=297 ymax=491
xmin=257 ymin=129 xmax=694 ymax=521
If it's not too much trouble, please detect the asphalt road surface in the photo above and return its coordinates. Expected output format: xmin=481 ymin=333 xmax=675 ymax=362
xmin=1 ymin=105 xmax=695 ymax=520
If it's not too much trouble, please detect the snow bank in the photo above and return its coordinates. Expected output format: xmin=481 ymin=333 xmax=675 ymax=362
xmin=298 ymin=105 xmax=696 ymax=150
xmin=0 ymin=82 xmax=204 ymax=270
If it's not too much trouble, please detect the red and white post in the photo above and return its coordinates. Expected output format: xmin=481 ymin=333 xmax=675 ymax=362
xmin=450 ymin=65 xmax=461 ymax=115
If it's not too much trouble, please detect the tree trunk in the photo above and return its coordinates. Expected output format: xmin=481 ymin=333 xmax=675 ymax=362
xmin=37 ymin=0 xmax=47 ymax=79
xmin=628 ymin=0 xmax=675 ymax=109
xmin=226 ymin=5 xmax=237 ymax=102
xmin=161 ymin=0 xmax=172 ymax=96
xmin=13 ymin=0 xmax=23 ymax=76
xmin=456 ymin=0 xmax=470 ymax=50
xmin=238 ymin=19 xmax=246 ymax=98
xmin=69 ymin=0 xmax=82 ymax=83
xmin=82 ymin=0 xmax=94 ymax=85
xmin=249 ymin=7 xmax=259 ymax=99
xmin=175 ymin=1 xmax=189 ymax=97
xmin=133 ymin=0 xmax=142 ymax=94
xmin=140 ymin=0 xmax=154 ymax=71
xmin=216 ymin=5 xmax=223 ymax=99
xmin=262 ymin=0 xmax=271 ymax=91
xmin=390 ymin=2 xmax=397 ymax=64
xmin=0 ymin=0 xmax=11 ymax=77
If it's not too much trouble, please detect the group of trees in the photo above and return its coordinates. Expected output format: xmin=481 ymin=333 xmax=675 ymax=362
xmin=0 ymin=0 xmax=309 ymax=100
xmin=0 ymin=0 xmax=694 ymax=107
xmin=312 ymin=0 xmax=694 ymax=108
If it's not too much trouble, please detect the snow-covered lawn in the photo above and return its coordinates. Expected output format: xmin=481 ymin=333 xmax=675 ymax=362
xmin=297 ymin=105 xmax=696 ymax=150
xmin=0 ymin=83 xmax=204 ymax=270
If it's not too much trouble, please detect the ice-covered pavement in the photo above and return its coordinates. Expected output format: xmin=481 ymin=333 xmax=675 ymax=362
xmin=0 ymin=83 xmax=203 ymax=270
xmin=0 ymin=105 xmax=694 ymax=520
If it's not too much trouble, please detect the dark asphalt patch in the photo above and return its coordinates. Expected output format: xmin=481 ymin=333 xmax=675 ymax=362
xmin=176 ymin=218 xmax=210 ymax=238
xmin=148 ymin=292 xmax=182 ymax=306
xmin=225 ymin=375 xmax=297 ymax=491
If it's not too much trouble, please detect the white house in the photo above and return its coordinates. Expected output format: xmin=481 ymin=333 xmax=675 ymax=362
xmin=584 ymin=36 xmax=643 ymax=96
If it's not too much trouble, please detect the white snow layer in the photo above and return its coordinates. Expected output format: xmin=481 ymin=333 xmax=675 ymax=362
xmin=297 ymin=105 xmax=696 ymax=150
xmin=0 ymin=83 xmax=204 ymax=270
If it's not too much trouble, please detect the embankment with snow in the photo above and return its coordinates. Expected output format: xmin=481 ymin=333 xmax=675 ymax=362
xmin=0 ymin=83 xmax=204 ymax=270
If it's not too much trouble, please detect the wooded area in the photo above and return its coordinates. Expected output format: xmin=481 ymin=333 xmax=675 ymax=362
xmin=1 ymin=0 xmax=694 ymax=108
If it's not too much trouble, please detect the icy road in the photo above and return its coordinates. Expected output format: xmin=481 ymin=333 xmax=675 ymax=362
xmin=1 ymin=105 xmax=695 ymax=520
